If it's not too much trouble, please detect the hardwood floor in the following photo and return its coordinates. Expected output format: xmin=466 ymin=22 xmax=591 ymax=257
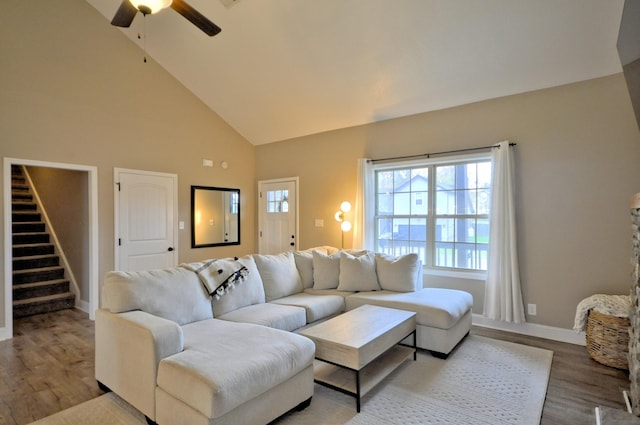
xmin=0 ymin=309 xmax=103 ymax=425
xmin=0 ymin=309 xmax=632 ymax=424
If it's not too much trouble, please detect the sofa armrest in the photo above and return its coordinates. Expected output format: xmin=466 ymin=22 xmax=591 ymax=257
xmin=95 ymin=309 xmax=183 ymax=420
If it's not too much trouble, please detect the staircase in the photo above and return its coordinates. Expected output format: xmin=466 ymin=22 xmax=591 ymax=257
xmin=11 ymin=165 xmax=75 ymax=318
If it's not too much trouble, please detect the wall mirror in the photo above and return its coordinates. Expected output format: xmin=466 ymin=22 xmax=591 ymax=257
xmin=191 ymin=186 xmax=240 ymax=248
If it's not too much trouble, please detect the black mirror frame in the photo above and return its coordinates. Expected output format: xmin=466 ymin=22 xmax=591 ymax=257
xmin=191 ymin=185 xmax=241 ymax=248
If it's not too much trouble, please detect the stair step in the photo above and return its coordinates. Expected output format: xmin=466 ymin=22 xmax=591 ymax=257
xmin=13 ymin=266 xmax=65 ymax=285
xmin=12 ymin=201 xmax=37 ymax=211
xmin=13 ymin=222 xmax=45 ymax=233
xmin=13 ymin=254 xmax=59 ymax=271
xmin=13 ymin=279 xmax=70 ymax=301
xmin=12 ymin=292 xmax=75 ymax=318
xmin=13 ymin=243 xmax=54 ymax=257
xmin=12 ymin=192 xmax=33 ymax=202
xmin=13 ymin=232 xmax=50 ymax=245
xmin=12 ymin=183 xmax=29 ymax=191
xmin=10 ymin=166 xmax=76 ymax=318
xmin=12 ymin=211 xmax=41 ymax=222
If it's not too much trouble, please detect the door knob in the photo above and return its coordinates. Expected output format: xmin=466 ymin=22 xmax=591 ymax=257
xmin=167 ymin=247 xmax=174 ymax=252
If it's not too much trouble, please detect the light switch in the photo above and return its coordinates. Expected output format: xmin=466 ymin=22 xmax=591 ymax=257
xmin=179 ymin=221 xmax=185 ymax=230
xmin=315 ymin=219 xmax=324 ymax=228
xmin=202 ymin=159 xmax=213 ymax=167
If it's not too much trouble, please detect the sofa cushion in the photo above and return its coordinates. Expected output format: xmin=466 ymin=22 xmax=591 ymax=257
xmin=158 ymin=319 xmax=315 ymax=419
xmin=337 ymin=251 xmax=380 ymax=292
xmin=217 ymin=303 xmax=307 ymax=332
xmin=102 ymin=268 xmax=212 ymax=325
xmin=345 ymin=288 xmax=473 ymax=330
xmin=270 ymin=293 xmax=345 ymax=322
xmin=254 ymin=252 xmax=303 ymax=302
xmin=375 ymin=252 xmax=422 ymax=292
xmin=312 ymin=250 xmax=342 ymax=290
xmin=304 ymin=288 xmax=352 ymax=297
xmin=211 ymin=255 xmax=266 ymax=317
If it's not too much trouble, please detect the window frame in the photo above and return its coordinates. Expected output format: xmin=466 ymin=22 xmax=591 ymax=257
xmin=372 ymin=152 xmax=491 ymax=277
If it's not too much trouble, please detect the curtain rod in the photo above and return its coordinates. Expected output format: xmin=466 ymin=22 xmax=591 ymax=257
xmin=369 ymin=142 xmax=516 ymax=163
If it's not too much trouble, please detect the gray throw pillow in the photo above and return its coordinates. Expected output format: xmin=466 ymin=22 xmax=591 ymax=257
xmin=253 ymin=251 xmax=303 ymax=301
xmin=337 ymin=251 xmax=380 ymax=292
xmin=312 ymin=250 xmax=342 ymax=290
xmin=375 ymin=252 xmax=422 ymax=292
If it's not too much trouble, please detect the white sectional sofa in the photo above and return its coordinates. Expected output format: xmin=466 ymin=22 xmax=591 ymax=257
xmin=95 ymin=247 xmax=473 ymax=425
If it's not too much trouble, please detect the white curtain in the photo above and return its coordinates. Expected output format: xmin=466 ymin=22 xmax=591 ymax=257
xmin=352 ymin=158 xmax=374 ymax=250
xmin=483 ymin=141 xmax=526 ymax=323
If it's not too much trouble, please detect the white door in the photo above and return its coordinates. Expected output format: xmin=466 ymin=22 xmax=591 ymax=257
xmin=115 ymin=169 xmax=178 ymax=271
xmin=258 ymin=178 xmax=298 ymax=254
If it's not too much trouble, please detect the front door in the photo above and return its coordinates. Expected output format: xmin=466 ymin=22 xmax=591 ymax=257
xmin=258 ymin=178 xmax=298 ymax=254
xmin=115 ymin=169 xmax=178 ymax=271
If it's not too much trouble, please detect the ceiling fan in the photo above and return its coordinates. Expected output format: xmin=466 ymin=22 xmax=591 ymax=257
xmin=111 ymin=0 xmax=222 ymax=37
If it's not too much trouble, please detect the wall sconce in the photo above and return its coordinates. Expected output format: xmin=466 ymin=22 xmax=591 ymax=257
xmin=335 ymin=201 xmax=352 ymax=248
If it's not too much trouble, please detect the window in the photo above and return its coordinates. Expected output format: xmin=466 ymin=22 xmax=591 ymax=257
xmin=373 ymin=156 xmax=491 ymax=272
xmin=266 ymin=189 xmax=289 ymax=213
xmin=230 ymin=192 xmax=239 ymax=215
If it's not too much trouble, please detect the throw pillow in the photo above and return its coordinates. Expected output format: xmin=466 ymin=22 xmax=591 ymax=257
xmin=375 ymin=252 xmax=422 ymax=292
xmin=312 ymin=250 xmax=342 ymax=290
xmin=343 ymin=249 xmax=369 ymax=257
xmin=293 ymin=247 xmax=328 ymax=289
xmin=337 ymin=251 xmax=380 ymax=292
xmin=253 ymin=251 xmax=303 ymax=301
xmin=182 ymin=258 xmax=249 ymax=299
xmin=211 ymin=255 xmax=266 ymax=317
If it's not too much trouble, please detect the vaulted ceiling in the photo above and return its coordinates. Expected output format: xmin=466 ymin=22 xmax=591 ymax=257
xmin=86 ymin=0 xmax=625 ymax=145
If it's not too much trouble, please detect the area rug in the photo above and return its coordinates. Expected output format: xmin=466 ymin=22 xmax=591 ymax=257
xmin=29 ymin=335 xmax=553 ymax=425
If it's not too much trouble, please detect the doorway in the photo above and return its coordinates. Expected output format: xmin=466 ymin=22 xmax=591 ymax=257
xmin=258 ymin=177 xmax=299 ymax=254
xmin=2 ymin=158 xmax=98 ymax=340
xmin=114 ymin=168 xmax=178 ymax=271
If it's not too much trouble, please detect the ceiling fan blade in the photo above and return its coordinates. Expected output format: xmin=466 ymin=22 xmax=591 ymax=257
xmin=111 ymin=0 xmax=138 ymax=27
xmin=171 ymin=0 xmax=222 ymax=37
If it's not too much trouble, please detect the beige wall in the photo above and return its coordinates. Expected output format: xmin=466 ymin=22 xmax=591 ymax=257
xmin=256 ymin=74 xmax=640 ymax=329
xmin=0 ymin=0 xmax=256 ymax=330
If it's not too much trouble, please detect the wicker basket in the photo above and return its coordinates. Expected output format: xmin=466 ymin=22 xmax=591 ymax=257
xmin=585 ymin=309 xmax=629 ymax=370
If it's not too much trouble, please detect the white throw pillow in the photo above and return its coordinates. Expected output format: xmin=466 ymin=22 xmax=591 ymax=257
xmin=337 ymin=251 xmax=380 ymax=292
xmin=253 ymin=251 xmax=303 ymax=301
xmin=312 ymin=250 xmax=342 ymax=290
xmin=375 ymin=252 xmax=422 ymax=292
xmin=343 ymin=249 xmax=369 ymax=257
xmin=293 ymin=247 xmax=328 ymax=289
xmin=211 ymin=255 xmax=266 ymax=316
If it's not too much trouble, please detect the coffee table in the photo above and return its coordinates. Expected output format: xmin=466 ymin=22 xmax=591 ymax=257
xmin=299 ymin=304 xmax=416 ymax=412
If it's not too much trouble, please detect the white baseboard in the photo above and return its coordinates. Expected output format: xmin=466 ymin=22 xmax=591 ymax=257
xmin=75 ymin=299 xmax=90 ymax=315
xmin=0 ymin=325 xmax=11 ymax=341
xmin=472 ymin=313 xmax=586 ymax=346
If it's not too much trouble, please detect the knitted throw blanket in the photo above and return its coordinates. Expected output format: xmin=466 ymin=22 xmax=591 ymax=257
xmin=181 ymin=258 xmax=249 ymax=299
xmin=573 ymin=294 xmax=630 ymax=332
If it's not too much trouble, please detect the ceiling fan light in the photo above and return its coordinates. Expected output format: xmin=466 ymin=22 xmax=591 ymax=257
xmin=129 ymin=0 xmax=172 ymax=14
